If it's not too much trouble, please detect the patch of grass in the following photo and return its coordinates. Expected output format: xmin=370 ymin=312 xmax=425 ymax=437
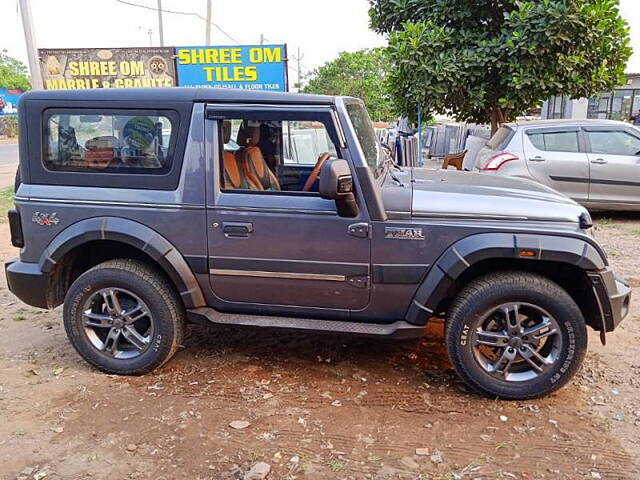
xmin=247 ymin=451 xmax=263 ymax=463
xmin=629 ymin=228 xmax=640 ymax=237
xmin=13 ymin=309 xmax=26 ymax=321
xmin=594 ymin=217 xmax=621 ymax=229
xmin=328 ymin=458 xmax=345 ymax=472
xmin=0 ymin=186 xmax=14 ymax=223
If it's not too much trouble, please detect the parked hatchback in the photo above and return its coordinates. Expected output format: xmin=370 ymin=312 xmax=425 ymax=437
xmin=475 ymin=119 xmax=640 ymax=211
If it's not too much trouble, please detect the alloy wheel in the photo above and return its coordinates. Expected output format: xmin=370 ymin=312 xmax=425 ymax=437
xmin=471 ymin=302 xmax=563 ymax=382
xmin=82 ymin=287 xmax=153 ymax=359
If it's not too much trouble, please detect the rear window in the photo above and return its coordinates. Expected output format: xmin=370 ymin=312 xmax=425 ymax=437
xmin=527 ymin=130 xmax=579 ymax=153
xmin=44 ymin=109 xmax=177 ymax=174
xmin=486 ymin=126 xmax=515 ymax=150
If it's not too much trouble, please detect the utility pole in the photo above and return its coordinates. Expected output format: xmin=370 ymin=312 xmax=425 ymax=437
xmin=157 ymin=0 xmax=164 ymax=46
xmin=205 ymin=0 xmax=212 ymax=45
xmin=18 ymin=0 xmax=43 ymax=90
xmin=260 ymin=33 xmax=264 ymax=45
xmin=292 ymin=47 xmax=304 ymax=91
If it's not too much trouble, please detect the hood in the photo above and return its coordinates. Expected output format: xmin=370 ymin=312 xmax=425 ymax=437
xmin=410 ymin=168 xmax=587 ymax=223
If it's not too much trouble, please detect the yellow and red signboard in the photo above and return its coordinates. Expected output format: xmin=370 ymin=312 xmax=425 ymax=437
xmin=38 ymin=47 xmax=176 ymax=90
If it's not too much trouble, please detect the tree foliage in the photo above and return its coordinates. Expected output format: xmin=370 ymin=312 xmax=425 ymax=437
xmin=369 ymin=0 xmax=632 ymax=132
xmin=0 ymin=50 xmax=30 ymax=91
xmin=302 ymin=48 xmax=394 ymax=121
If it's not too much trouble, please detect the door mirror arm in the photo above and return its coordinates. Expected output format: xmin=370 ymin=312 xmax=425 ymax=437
xmin=319 ymin=159 xmax=359 ymax=218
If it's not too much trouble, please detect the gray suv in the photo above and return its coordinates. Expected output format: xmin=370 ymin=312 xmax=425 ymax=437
xmin=5 ymin=88 xmax=631 ymax=399
xmin=475 ymin=119 xmax=640 ymax=211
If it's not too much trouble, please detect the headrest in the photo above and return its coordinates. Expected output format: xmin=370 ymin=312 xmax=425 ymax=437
xmin=222 ymin=120 xmax=231 ymax=144
xmin=237 ymin=124 xmax=260 ymax=147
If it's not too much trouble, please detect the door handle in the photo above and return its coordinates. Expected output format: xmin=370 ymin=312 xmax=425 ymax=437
xmin=528 ymin=156 xmax=545 ymax=162
xmin=590 ymin=158 xmax=608 ymax=164
xmin=222 ymin=222 xmax=253 ymax=238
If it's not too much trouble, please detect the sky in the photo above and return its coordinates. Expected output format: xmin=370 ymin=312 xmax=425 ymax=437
xmin=1 ymin=0 xmax=639 ymax=82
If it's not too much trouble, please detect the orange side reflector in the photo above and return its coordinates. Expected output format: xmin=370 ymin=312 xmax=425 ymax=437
xmin=519 ymin=250 xmax=536 ymax=257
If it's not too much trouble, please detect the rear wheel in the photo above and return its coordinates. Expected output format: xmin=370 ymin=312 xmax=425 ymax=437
xmin=63 ymin=259 xmax=185 ymax=375
xmin=445 ymin=272 xmax=587 ymax=399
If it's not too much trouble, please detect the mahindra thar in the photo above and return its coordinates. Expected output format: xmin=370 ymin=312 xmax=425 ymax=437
xmin=5 ymin=88 xmax=631 ymax=399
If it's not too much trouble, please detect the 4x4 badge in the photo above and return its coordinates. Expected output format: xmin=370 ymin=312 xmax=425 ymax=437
xmin=32 ymin=212 xmax=60 ymax=226
xmin=384 ymin=227 xmax=424 ymax=240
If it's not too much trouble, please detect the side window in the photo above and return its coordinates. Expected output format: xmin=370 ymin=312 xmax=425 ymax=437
xmin=587 ymin=130 xmax=640 ymax=156
xmin=44 ymin=110 xmax=176 ymax=173
xmin=219 ymin=112 xmax=340 ymax=193
xmin=527 ymin=130 xmax=579 ymax=153
xmin=283 ymin=121 xmax=337 ymax=166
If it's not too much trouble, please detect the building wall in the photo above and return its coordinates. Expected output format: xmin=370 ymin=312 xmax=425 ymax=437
xmin=541 ymin=74 xmax=640 ymax=121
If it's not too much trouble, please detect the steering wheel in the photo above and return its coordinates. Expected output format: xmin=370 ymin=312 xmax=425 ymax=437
xmin=302 ymin=152 xmax=331 ymax=192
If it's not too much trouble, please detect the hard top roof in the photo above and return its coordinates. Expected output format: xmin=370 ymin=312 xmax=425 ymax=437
xmin=21 ymin=87 xmax=338 ymax=105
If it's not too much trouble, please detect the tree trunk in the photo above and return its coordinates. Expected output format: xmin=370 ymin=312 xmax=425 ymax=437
xmin=489 ymin=107 xmax=506 ymax=136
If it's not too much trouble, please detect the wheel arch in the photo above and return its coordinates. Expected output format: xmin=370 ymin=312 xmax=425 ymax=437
xmin=406 ymin=232 xmax=607 ymax=332
xmin=39 ymin=217 xmax=206 ymax=309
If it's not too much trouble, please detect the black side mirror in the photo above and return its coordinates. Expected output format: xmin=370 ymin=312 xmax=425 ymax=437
xmin=319 ymin=159 xmax=359 ymax=217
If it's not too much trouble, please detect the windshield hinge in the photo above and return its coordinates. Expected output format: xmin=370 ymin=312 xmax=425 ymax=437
xmin=348 ymin=222 xmax=370 ymax=239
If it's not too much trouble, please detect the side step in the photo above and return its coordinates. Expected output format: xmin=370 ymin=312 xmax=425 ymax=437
xmin=187 ymin=307 xmax=425 ymax=339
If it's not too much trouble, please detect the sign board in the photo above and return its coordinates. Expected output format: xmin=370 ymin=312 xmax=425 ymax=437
xmin=175 ymin=44 xmax=287 ymax=91
xmin=0 ymin=88 xmax=23 ymax=115
xmin=38 ymin=47 xmax=177 ymax=90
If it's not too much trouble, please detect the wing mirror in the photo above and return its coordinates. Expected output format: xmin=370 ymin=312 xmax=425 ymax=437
xmin=319 ymin=159 xmax=359 ymax=217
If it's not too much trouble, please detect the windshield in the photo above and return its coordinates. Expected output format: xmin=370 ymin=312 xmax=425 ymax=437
xmin=486 ymin=125 xmax=515 ymax=150
xmin=345 ymin=102 xmax=383 ymax=176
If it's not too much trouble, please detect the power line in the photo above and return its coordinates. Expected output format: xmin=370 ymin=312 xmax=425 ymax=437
xmin=114 ymin=0 xmax=240 ymax=44
xmin=115 ymin=0 xmax=309 ymax=79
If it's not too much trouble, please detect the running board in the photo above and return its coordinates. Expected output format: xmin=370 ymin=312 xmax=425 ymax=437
xmin=187 ymin=307 xmax=425 ymax=339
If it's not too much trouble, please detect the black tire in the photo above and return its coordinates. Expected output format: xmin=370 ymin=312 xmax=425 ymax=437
xmin=63 ymin=259 xmax=185 ymax=375
xmin=445 ymin=272 xmax=587 ymax=399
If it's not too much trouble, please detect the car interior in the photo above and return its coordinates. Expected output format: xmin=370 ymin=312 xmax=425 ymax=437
xmin=219 ymin=118 xmax=338 ymax=193
xmin=47 ymin=114 xmax=170 ymax=171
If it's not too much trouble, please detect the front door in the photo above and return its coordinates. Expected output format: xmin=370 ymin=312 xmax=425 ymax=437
xmin=583 ymin=126 xmax=640 ymax=206
xmin=522 ymin=126 xmax=589 ymax=202
xmin=204 ymin=105 xmax=371 ymax=315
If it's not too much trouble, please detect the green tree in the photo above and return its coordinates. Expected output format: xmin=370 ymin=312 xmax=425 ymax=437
xmin=302 ymin=48 xmax=394 ymax=121
xmin=369 ymin=0 xmax=631 ymax=133
xmin=0 ymin=50 xmax=30 ymax=91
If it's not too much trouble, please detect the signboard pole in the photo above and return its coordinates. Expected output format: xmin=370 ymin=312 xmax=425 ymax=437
xmin=18 ymin=0 xmax=43 ymax=90
xmin=157 ymin=0 xmax=164 ymax=46
xmin=284 ymin=44 xmax=289 ymax=92
xmin=205 ymin=0 xmax=212 ymax=45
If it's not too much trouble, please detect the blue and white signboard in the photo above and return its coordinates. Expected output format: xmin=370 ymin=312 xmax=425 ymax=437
xmin=175 ymin=44 xmax=287 ymax=91
xmin=0 ymin=88 xmax=23 ymax=115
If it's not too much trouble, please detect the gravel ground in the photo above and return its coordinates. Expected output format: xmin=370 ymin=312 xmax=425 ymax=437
xmin=0 ymin=214 xmax=638 ymax=480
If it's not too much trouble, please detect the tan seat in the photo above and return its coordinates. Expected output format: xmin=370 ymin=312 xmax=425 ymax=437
xmin=221 ymin=120 xmax=261 ymax=190
xmin=236 ymin=124 xmax=280 ymax=191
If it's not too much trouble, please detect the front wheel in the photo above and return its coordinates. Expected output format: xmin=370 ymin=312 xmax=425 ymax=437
xmin=445 ymin=272 xmax=587 ymax=399
xmin=63 ymin=259 xmax=185 ymax=375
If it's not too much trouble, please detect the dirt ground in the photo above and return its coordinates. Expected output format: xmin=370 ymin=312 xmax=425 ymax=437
xmin=0 ymin=214 xmax=639 ymax=480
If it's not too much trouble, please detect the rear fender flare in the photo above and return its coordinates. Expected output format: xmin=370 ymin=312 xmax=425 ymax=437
xmin=406 ymin=232 xmax=606 ymax=324
xmin=38 ymin=216 xmax=205 ymax=308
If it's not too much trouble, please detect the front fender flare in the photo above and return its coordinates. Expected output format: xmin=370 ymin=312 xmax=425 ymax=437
xmin=39 ymin=216 xmax=206 ymax=308
xmin=405 ymin=232 xmax=606 ymax=324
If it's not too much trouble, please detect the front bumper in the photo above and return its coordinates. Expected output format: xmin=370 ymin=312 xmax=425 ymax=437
xmin=589 ymin=268 xmax=631 ymax=332
xmin=5 ymin=258 xmax=51 ymax=309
